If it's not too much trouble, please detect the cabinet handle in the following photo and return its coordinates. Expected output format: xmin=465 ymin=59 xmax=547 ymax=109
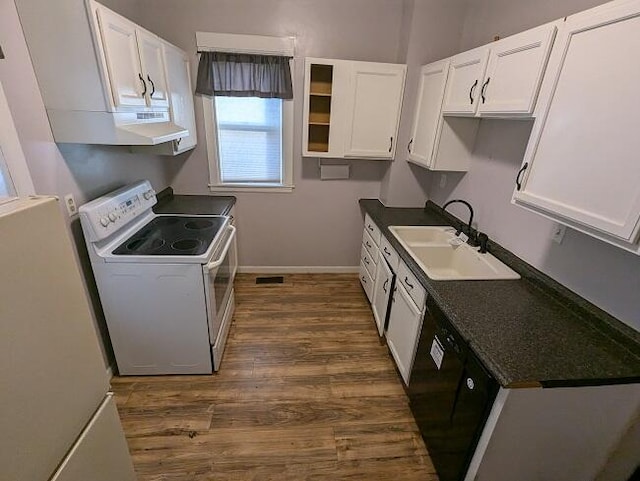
xmin=383 ymin=279 xmax=388 ymax=293
xmin=469 ymin=79 xmax=478 ymax=104
xmin=481 ymin=77 xmax=490 ymax=104
xmin=366 ymin=241 xmax=372 ymax=249
xmin=138 ymin=73 xmax=147 ymax=97
xmin=404 ymin=276 xmax=414 ymax=289
xmin=361 ymin=276 xmax=367 ymax=284
xmin=364 ymin=257 xmax=370 ymax=265
xmin=367 ymin=224 xmax=374 ymax=232
xmin=408 ymin=138 xmax=413 ymax=153
xmin=147 ymin=75 xmax=156 ymax=98
xmin=389 ymin=137 xmax=393 ymax=153
xmin=176 ymin=138 xmax=182 ymax=146
xmin=515 ymin=162 xmax=529 ymax=191
xmin=383 ymin=247 xmax=391 ymax=257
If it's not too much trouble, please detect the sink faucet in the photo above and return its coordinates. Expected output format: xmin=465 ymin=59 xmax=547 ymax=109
xmin=442 ymin=199 xmax=477 ymax=245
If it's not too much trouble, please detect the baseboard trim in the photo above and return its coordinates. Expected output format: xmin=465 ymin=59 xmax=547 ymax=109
xmin=238 ymin=266 xmax=359 ymax=274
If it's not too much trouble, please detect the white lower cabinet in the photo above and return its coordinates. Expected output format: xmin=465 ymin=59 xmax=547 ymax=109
xmin=371 ymin=251 xmax=394 ymax=337
xmin=386 ymin=276 xmax=425 ymax=386
xmin=359 ymin=260 xmax=374 ymax=302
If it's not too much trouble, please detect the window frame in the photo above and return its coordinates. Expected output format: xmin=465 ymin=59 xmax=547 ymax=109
xmin=203 ymin=93 xmax=294 ymax=192
xmin=0 ymin=80 xmax=35 ymax=204
xmin=197 ymin=32 xmax=295 ymax=193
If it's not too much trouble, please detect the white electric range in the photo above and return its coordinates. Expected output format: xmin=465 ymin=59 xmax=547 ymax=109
xmin=79 ymin=180 xmax=237 ymax=375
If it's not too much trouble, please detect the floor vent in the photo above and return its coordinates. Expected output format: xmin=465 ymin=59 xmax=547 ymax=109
xmin=255 ymin=276 xmax=284 ymax=284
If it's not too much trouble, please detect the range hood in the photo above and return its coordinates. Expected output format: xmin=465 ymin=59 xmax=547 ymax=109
xmin=46 ymin=109 xmax=188 ymax=146
xmin=15 ymin=0 xmax=189 ymax=147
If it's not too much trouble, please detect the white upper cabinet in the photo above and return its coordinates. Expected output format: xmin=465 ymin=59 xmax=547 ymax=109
xmin=442 ymin=46 xmax=489 ymax=115
xmin=478 ymin=24 xmax=557 ymax=116
xmin=407 ymin=60 xmax=450 ymax=167
xmin=95 ymin=3 xmax=169 ymax=110
xmin=96 ymin=7 xmax=146 ymax=108
xmin=163 ymin=44 xmax=197 ymax=153
xmin=442 ymin=24 xmax=556 ymax=118
xmin=513 ymin=0 xmax=640 ymax=253
xmin=343 ymin=62 xmax=406 ymax=159
xmin=302 ymin=58 xmax=406 ymax=159
xmin=137 ymin=31 xmax=170 ymax=108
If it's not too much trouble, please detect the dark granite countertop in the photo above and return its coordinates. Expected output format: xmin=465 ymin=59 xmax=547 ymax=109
xmin=360 ymin=199 xmax=640 ymax=388
xmin=153 ymin=187 xmax=236 ymax=216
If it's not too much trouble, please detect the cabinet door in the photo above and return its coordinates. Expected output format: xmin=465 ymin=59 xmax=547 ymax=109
xmin=137 ymin=30 xmax=170 ymax=108
xmin=163 ymin=44 xmax=197 ymax=152
xmin=96 ymin=6 xmax=146 ymax=108
xmin=386 ymin=283 xmax=424 ymax=385
xmin=372 ymin=253 xmax=393 ymax=337
xmin=514 ymin=2 xmax=640 ymax=245
xmin=442 ymin=47 xmax=489 ymax=115
xmin=344 ymin=62 xmax=406 ymax=159
xmin=408 ymin=60 xmax=450 ymax=167
xmin=477 ymin=24 xmax=557 ymax=116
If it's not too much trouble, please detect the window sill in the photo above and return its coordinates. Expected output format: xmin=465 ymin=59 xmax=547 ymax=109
xmin=208 ymin=183 xmax=294 ymax=193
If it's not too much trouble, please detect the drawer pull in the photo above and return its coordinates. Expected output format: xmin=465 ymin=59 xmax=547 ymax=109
xmin=383 ymin=247 xmax=391 ymax=256
xmin=367 ymin=224 xmax=374 ymax=232
xmin=366 ymin=241 xmax=372 ymax=249
xmin=361 ymin=276 xmax=367 ymax=284
xmin=364 ymin=257 xmax=370 ymax=265
xmin=383 ymin=279 xmax=388 ymax=293
xmin=404 ymin=276 xmax=414 ymax=289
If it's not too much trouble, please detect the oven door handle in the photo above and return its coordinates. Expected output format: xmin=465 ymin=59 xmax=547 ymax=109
xmin=204 ymin=225 xmax=236 ymax=271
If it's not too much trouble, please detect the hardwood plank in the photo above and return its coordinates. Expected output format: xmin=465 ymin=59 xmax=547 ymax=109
xmin=334 ymin=422 xmax=429 ymax=462
xmin=114 ymin=274 xmax=436 ymax=480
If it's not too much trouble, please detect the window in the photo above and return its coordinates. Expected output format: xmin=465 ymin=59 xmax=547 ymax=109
xmin=198 ymin=33 xmax=294 ymax=192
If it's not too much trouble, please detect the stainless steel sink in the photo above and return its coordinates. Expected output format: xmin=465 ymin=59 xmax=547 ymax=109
xmin=388 ymin=226 xmax=520 ymax=281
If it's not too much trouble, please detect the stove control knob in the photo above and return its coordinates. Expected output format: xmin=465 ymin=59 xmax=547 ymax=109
xmin=100 ymin=216 xmax=110 ymax=227
xmin=108 ymin=213 xmax=117 ymax=222
xmin=143 ymin=189 xmax=155 ymax=200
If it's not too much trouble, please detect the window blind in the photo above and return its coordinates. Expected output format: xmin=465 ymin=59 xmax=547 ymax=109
xmin=214 ymin=96 xmax=283 ymax=184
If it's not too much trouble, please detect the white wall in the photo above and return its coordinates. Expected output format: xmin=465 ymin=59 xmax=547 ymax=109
xmin=428 ymin=0 xmax=640 ymax=331
xmin=380 ymin=0 xmax=469 ymax=207
xmin=127 ymin=0 xmax=416 ymax=269
xmin=0 ymin=0 xmax=175 ymax=366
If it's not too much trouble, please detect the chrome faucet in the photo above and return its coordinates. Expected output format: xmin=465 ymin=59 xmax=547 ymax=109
xmin=442 ymin=199 xmax=477 ymax=246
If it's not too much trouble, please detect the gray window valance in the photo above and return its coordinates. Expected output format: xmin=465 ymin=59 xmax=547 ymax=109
xmin=196 ymin=51 xmax=293 ymax=99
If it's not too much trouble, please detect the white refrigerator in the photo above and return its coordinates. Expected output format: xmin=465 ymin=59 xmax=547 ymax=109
xmin=0 ymin=197 xmax=136 ymax=481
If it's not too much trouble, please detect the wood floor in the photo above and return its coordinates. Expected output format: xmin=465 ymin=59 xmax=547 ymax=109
xmin=111 ymin=273 xmax=438 ymax=481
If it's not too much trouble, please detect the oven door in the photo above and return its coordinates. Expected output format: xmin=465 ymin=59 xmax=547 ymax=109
xmin=202 ymin=225 xmax=237 ymax=346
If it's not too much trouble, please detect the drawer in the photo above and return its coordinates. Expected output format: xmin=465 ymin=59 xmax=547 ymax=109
xmin=364 ymin=214 xmax=381 ymax=246
xmin=379 ymin=236 xmax=399 ymax=272
xmin=359 ymin=260 xmax=374 ymax=302
xmin=362 ymin=230 xmax=377 ymax=259
xmin=398 ymin=261 xmax=426 ymax=309
xmin=361 ymin=244 xmax=377 ymax=279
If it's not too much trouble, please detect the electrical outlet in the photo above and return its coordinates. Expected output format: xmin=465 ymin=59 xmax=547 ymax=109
xmin=439 ymin=174 xmax=447 ymax=188
xmin=551 ymin=224 xmax=567 ymax=244
xmin=64 ymin=193 xmax=78 ymax=217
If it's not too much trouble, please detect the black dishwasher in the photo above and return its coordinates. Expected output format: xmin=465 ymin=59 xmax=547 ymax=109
xmin=408 ymin=297 xmax=498 ymax=481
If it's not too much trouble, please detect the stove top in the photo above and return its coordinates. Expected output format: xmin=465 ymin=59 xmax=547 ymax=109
xmin=112 ymin=216 xmax=227 ymax=256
